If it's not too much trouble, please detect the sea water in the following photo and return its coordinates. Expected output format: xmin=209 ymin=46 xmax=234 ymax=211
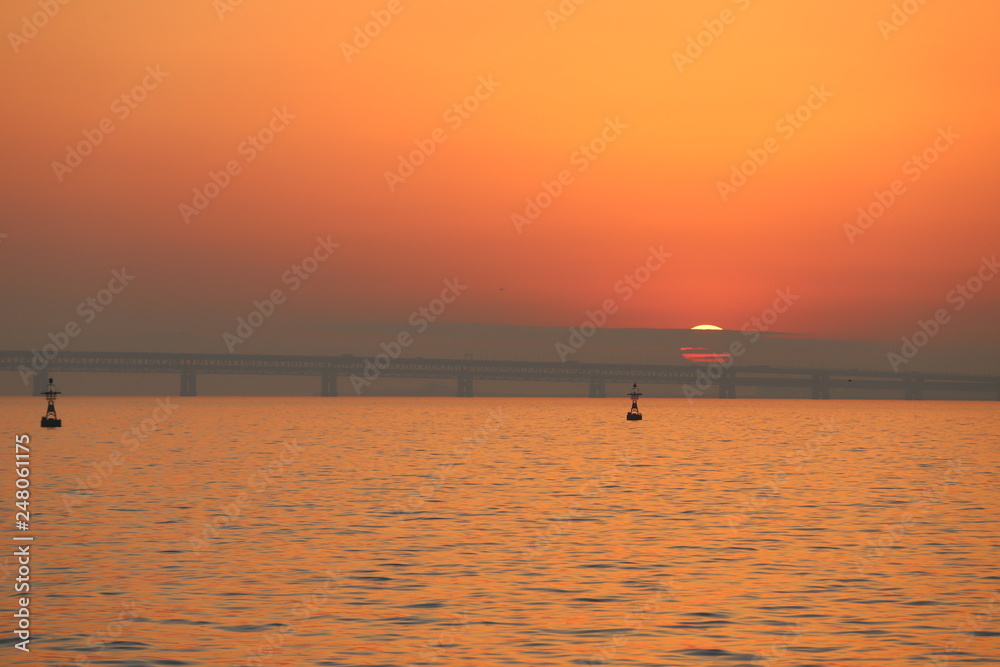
xmin=1 ymin=397 xmax=997 ymax=666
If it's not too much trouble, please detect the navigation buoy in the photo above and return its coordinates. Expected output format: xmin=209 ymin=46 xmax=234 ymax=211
xmin=40 ymin=378 xmax=62 ymax=428
xmin=626 ymin=383 xmax=643 ymax=421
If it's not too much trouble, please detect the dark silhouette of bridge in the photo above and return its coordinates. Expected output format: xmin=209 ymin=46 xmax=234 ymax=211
xmin=4 ymin=350 xmax=999 ymax=400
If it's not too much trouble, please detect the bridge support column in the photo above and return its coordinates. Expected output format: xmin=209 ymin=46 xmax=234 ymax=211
xmin=904 ymin=378 xmax=924 ymax=400
xmin=180 ymin=372 xmax=197 ymax=397
xmin=321 ymin=373 xmax=338 ymax=397
xmin=588 ymin=380 xmax=606 ymax=398
xmin=457 ymin=377 xmax=474 ymax=397
xmin=811 ymin=374 xmax=830 ymax=400
xmin=31 ymin=372 xmax=48 ymax=396
xmin=717 ymin=369 xmax=736 ymax=398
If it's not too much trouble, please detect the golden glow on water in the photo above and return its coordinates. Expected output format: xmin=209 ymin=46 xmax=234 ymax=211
xmin=4 ymin=397 xmax=998 ymax=666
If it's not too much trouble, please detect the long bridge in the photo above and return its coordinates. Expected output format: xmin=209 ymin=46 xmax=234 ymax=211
xmin=3 ymin=350 xmax=999 ymax=400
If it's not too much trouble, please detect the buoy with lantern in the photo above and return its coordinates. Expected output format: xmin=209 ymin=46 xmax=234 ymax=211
xmin=626 ymin=383 xmax=643 ymax=421
xmin=40 ymin=378 xmax=62 ymax=428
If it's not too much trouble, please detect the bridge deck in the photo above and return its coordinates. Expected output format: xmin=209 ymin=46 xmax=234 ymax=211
xmin=3 ymin=350 xmax=998 ymax=398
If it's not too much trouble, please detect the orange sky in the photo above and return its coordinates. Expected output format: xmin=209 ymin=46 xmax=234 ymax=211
xmin=1 ymin=0 xmax=998 ymax=351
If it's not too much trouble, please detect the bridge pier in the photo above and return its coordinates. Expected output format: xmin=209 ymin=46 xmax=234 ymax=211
xmin=31 ymin=372 xmax=48 ymax=396
xmin=717 ymin=381 xmax=736 ymax=398
xmin=588 ymin=380 xmax=606 ymax=398
xmin=903 ymin=378 xmax=924 ymax=400
xmin=180 ymin=372 xmax=197 ymax=397
xmin=457 ymin=377 xmax=474 ymax=397
xmin=811 ymin=374 xmax=830 ymax=400
xmin=321 ymin=373 xmax=338 ymax=397
xmin=717 ymin=369 xmax=736 ymax=398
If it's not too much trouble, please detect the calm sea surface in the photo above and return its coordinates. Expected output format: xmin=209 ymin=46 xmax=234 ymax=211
xmin=2 ymin=397 xmax=998 ymax=666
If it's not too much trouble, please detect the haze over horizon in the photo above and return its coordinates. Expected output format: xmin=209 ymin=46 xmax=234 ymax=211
xmin=2 ymin=0 xmax=998 ymax=386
